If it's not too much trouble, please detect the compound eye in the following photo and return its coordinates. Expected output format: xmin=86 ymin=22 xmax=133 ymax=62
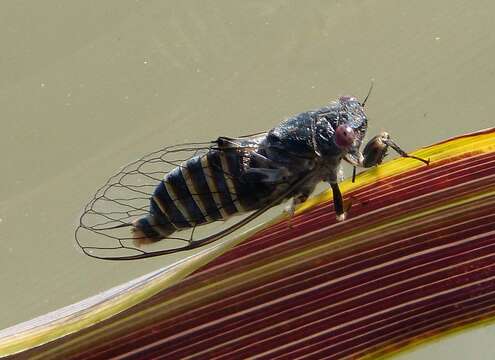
xmin=335 ymin=125 xmax=355 ymax=149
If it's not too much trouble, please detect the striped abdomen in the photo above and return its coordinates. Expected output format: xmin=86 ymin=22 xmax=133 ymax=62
xmin=133 ymin=149 xmax=269 ymax=242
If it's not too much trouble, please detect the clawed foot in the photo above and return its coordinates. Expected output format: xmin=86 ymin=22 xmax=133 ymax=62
xmin=336 ymin=212 xmax=347 ymax=222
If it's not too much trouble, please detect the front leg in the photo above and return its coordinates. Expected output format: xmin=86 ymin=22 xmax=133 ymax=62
xmin=347 ymin=132 xmax=429 ymax=184
xmin=361 ymin=132 xmax=430 ymax=168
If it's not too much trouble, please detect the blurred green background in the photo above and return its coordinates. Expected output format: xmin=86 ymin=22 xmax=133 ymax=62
xmin=1 ymin=1 xmax=494 ymax=357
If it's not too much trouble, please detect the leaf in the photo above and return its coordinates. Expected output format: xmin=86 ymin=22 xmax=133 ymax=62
xmin=1 ymin=128 xmax=495 ymax=359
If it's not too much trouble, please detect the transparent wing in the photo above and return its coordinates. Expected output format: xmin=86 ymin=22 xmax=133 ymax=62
xmin=75 ymin=136 xmax=301 ymax=260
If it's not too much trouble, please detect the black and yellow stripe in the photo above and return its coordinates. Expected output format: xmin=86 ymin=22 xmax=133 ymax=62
xmin=138 ymin=149 xmax=255 ymax=238
xmin=182 ymin=156 xmax=223 ymax=221
xmin=204 ymin=151 xmax=239 ymax=215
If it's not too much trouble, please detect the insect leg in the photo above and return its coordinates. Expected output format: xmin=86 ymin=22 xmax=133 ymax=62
xmin=284 ymin=193 xmax=309 ymax=218
xmin=330 ymin=182 xmax=346 ymax=221
xmin=284 ymin=184 xmax=316 ymax=228
xmin=361 ymin=132 xmax=430 ymax=168
xmin=360 ymin=132 xmax=391 ymax=168
xmin=384 ymin=137 xmax=430 ymax=165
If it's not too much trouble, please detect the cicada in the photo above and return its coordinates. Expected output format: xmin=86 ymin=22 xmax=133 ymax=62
xmin=76 ymin=93 xmax=428 ymax=260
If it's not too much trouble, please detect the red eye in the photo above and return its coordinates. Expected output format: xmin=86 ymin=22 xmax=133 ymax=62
xmin=335 ymin=125 xmax=355 ymax=149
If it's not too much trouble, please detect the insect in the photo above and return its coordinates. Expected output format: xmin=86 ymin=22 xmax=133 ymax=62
xmin=76 ymin=91 xmax=429 ymax=260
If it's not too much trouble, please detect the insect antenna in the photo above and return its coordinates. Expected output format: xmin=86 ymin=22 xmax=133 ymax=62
xmin=361 ymin=80 xmax=374 ymax=107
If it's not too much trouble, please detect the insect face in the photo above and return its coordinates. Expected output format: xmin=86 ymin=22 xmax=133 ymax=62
xmin=330 ymin=96 xmax=368 ymax=166
xmin=338 ymin=96 xmax=367 ymax=144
